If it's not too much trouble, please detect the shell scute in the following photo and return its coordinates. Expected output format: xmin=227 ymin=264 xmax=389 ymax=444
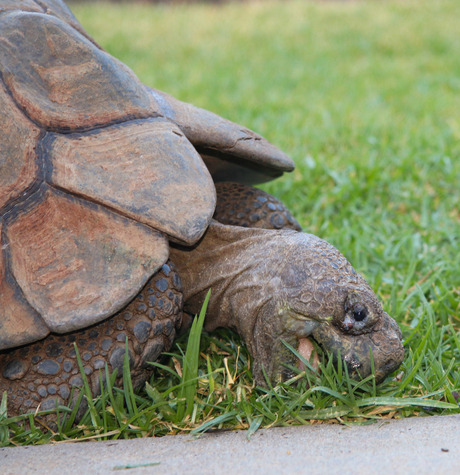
xmin=4 ymin=187 xmax=169 ymax=337
xmin=0 ymin=221 xmax=50 ymax=350
xmin=150 ymin=89 xmax=295 ymax=184
xmin=0 ymin=11 xmax=157 ymax=131
xmin=36 ymin=0 xmax=96 ymax=42
xmin=48 ymin=118 xmax=216 ymax=244
xmin=0 ymin=81 xmax=40 ymax=210
xmin=0 ymin=1 xmax=42 ymax=13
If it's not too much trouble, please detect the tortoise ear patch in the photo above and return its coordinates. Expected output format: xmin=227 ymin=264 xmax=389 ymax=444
xmin=4 ymin=186 xmax=169 ymax=334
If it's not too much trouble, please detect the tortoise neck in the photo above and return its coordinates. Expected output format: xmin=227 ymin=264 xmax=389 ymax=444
xmin=169 ymin=221 xmax=285 ymax=344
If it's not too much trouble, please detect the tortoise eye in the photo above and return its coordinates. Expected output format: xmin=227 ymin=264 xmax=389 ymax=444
xmin=352 ymin=304 xmax=368 ymax=322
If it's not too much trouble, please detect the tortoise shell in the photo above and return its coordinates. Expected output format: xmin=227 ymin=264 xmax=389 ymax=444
xmin=0 ymin=0 xmax=294 ymax=351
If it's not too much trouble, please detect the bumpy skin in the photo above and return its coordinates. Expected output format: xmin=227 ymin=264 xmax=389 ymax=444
xmin=170 ymin=222 xmax=404 ymax=385
xmin=0 ymin=262 xmax=183 ymax=417
xmin=214 ymin=182 xmax=301 ymax=231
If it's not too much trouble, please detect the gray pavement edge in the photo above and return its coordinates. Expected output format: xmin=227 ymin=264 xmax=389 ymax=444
xmin=1 ymin=414 xmax=459 ymax=474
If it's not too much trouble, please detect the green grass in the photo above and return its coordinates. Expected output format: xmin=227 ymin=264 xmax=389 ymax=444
xmin=1 ymin=0 xmax=459 ymax=445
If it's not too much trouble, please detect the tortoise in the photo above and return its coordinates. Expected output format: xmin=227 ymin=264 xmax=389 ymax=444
xmin=0 ymin=0 xmax=404 ymax=418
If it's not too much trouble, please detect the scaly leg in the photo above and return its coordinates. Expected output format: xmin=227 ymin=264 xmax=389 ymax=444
xmin=0 ymin=262 xmax=183 ymax=419
xmin=213 ymin=182 xmax=301 ymax=231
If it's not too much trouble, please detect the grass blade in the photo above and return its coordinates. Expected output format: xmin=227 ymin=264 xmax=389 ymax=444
xmin=247 ymin=416 xmax=263 ymax=439
xmin=191 ymin=410 xmax=238 ymax=435
xmin=177 ymin=290 xmax=211 ymax=421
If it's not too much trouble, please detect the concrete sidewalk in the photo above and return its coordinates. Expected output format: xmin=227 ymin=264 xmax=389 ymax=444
xmin=1 ymin=414 xmax=459 ymax=474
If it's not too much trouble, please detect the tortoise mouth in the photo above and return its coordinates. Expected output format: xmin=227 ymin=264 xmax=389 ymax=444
xmin=296 ymin=337 xmax=320 ymax=371
xmin=301 ymin=319 xmax=405 ymax=383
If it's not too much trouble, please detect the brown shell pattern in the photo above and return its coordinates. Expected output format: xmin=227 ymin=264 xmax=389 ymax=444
xmin=0 ymin=1 xmax=215 ymax=350
xmin=0 ymin=0 xmax=294 ymax=350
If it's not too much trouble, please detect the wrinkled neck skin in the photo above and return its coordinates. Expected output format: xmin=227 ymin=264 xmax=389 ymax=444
xmin=170 ymin=222 xmax=308 ymax=341
xmin=170 ymin=221 xmax=404 ymax=384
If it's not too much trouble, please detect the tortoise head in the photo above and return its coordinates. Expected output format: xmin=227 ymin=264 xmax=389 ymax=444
xmin=251 ymin=231 xmax=404 ymax=384
xmin=171 ymin=223 xmax=404 ymax=387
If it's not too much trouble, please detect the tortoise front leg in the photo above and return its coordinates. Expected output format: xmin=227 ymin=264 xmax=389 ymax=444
xmin=213 ymin=182 xmax=301 ymax=231
xmin=0 ymin=262 xmax=183 ymax=420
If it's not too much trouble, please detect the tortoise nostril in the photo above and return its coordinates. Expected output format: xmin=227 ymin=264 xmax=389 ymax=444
xmin=344 ymin=353 xmax=362 ymax=372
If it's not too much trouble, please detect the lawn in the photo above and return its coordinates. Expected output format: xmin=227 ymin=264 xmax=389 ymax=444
xmin=1 ymin=0 xmax=459 ymax=445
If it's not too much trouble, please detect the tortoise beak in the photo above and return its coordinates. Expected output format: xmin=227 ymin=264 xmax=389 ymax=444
xmin=311 ymin=312 xmax=404 ymax=382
